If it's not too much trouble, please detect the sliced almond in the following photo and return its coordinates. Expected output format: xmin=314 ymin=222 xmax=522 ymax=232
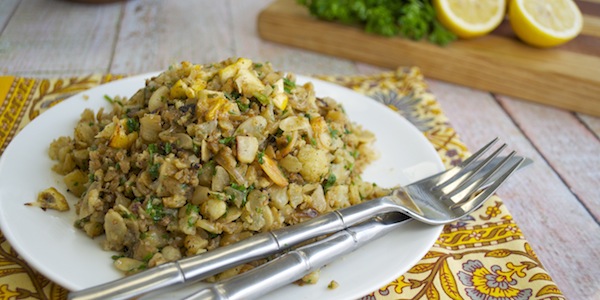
xmin=259 ymin=154 xmax=289 ymax=187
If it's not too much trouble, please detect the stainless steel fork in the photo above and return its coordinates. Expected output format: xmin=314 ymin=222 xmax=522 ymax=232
xmin=69 ymin=138 xmax=528 ymax=300
xmin=390 ymin=138 xmax=524 ymax=225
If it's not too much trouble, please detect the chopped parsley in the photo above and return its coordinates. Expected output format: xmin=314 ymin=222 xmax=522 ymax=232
xmin=164 ymin=142 xmax=172 ymax=154
xmin=230 ymin=183 xmax=255 ymax=207
xmin=104 ymin=94 xmax=123 ymax=106
xmin=253 ymin=93 xmax=269 ymax=105
xmin=236 ymin=99 xmax=249 ymax=112
xmin=148 ymin=143 xmax=158 ymax=157
xmin=149 ymin=163 xmax=160 ymax=180
xmin=329 ymin=127 xmax=339 ymax=138
xmin=323 ymin=173 xmax=337 ymax=191
xmin=219 ymin=136 xmax=235 ymax=145
xmin=283 ymin=77 xmax=296 ymax=93
xmin=186 ymin=204 xmax=199 ymax=215
xmin=257 ymin=151 xmax=265 ymax=164
xmin=126 ymin=118 xmax=139 ymax=133
xmin=145 ymin=197 xmax=165 ymax=222
xmin=142 ymin=253 xmax=153 ymax=262
xmin=224 ymin=91 xmax=240 ymax=101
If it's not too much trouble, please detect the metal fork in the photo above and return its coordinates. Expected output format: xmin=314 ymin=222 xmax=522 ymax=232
xmin=69 ymin=138 xmax=527 ymax=300
xmin=389 ymin=138 xmax=524 ymax=225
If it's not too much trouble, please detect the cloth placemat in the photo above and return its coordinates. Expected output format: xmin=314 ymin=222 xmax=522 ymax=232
xmin=0 ymin=70 xmax=563 ymax=300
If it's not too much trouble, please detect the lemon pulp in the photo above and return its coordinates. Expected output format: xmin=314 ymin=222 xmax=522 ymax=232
xmin=434 ymin=0 xmax=506 ymax=39
xmin=509 ymin=0 xmax=583 ymax=47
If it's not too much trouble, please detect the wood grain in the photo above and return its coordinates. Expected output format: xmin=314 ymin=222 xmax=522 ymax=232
xmin=229 ymin=0 xmax=359 ymax=76
xmin=427 ymin=79 xmax=600 ymax=299
xmin=0 ymin=0 xmax=20 ymax=33
xmin=498 ymin=95 xmax=600 ymax=222
xmin=258 ymin=0 xmax=600 ymax=116
xmin=0 ymin=0 xmax=121 ymax=76
xmin=579 ymin=114 xmax=600 ymax=136
xmin=110 ymin=0 xmax=234 ymax=74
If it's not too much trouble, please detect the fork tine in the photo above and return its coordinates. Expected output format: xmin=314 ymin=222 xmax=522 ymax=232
xmin=448 ymin=150 xmax=515 ymax=204
xmin=457 ymin=138 xmax=499 ymax=169
xmin=450 ymin=151 xmax=519 ymax=208
xmin=451 ymin=156 xmax=525 ymax=214
xmin=434 ymin=138 xmax=499 ymax=188
xmin=439 ymin=143 xmax=507 ymax=197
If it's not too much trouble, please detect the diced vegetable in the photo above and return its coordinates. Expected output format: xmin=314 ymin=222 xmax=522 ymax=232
xmin=236 ymin=136 xmax=259 ymax=163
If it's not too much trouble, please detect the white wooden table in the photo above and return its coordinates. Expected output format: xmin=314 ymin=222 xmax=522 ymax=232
xmin=1 ymin=1 xmax=599 ymax=299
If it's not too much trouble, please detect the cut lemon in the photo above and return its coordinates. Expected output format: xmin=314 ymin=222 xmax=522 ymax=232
xmin=433 ymin=0 xmax=507 ymax=39
xmin=509 ymin=0 xmax=583 ymax=47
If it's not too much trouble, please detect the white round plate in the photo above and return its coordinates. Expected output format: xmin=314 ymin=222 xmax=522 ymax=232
xmin=0 ymin=73 xmax=444 ymax=299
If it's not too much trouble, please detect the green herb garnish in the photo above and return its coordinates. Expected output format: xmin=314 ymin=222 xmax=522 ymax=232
xmin=323 ymin=173 xmax=337 ymax=191
xmin=103 ymin=94 xmax=123 ymax=106
xmin=186 ymin=204 xmax=199 ymax=214
xmin=236 ymin=99 xmax=250 ymax=112
xmin=219 ymin=136 xmax=235 ymax=145
xmin=145 ymin=197 xmax=165 ymax=222
xmin=253 ymin=93 xmax=269 ymax=105
xmin=148 ymin=143 xmax=158 ymax=156
xmin=257 ymin=151 xmax=265 ymax=164
xmin=126 ymin=118 xmax=139 ymax=133
xmin=297 ymin=0 xmax=456 ymax=46
xmin=329 ymin=128 xmax=339 ymax=138
xmin=149 ymin=163 xmax=160 ymax=180
xmin=230 ymin=183 xmax=255 ymax=207
xmin=283 ymin=78 xmax=296 ymax=93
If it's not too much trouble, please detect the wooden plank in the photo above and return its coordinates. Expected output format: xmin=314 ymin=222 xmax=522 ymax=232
xmin=579 ymin=114 xmax=600 ymax=136
xmin=110 ymin=0 xmax=235 ymax=75
xmin=498 ymin=95 xmax=600 ymax=222
xmin=0 ymin=0 xmax=121 ymax=77
xmin=0 ymin=0 xmax=20 ymax=33
xmin=427 ymin=79 xmax=600 ymax=300
xmin=582 ymin=15 xmax=600 ymax=37
xmin=228 ymin=0 xmax=359 ymax=76
xmin=257 ymin=0 xmax=600 ymax=116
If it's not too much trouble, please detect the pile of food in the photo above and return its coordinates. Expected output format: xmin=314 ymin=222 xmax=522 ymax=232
xmin=48 ymin=58 xmax=390 ymax=278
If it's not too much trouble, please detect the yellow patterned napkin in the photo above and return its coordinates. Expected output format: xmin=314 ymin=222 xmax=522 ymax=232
xmin=0 ymin=70 xmax=563 ymax=300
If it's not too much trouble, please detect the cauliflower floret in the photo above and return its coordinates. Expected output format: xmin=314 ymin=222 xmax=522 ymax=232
xmin=297 ymin=145 xmax=330 ymax=183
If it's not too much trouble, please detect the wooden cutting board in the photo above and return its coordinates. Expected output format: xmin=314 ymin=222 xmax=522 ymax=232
xmin=258 ymin=0 xmax=600 ymax=116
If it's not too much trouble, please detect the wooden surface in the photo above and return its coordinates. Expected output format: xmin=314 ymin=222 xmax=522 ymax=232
xmin=0 ymin=0 xmax=599 ymax=299
xmin=257 ymin=0 xmax=600 ymax=116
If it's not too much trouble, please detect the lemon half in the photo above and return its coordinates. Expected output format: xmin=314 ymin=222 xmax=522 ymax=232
xmin=509 ymin=0 xmax=583 ymax=47
xmin=434 ymin=0 xmax=507 ymax=39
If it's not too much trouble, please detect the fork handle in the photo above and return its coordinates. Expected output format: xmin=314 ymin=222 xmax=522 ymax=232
xmin=68 ymin=197 xmax=401 ymax=300
xmin=181 ymin=213 xmax=409 ymax=300
xmin=179 ymin=197 xmax=401 ymax=277
xmin=273 ymin=197 xmax=401 ymax=246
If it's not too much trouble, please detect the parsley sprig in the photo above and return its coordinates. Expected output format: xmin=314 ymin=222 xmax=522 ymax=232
xmin=297 ymin=0 xmax=456 ymax=46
